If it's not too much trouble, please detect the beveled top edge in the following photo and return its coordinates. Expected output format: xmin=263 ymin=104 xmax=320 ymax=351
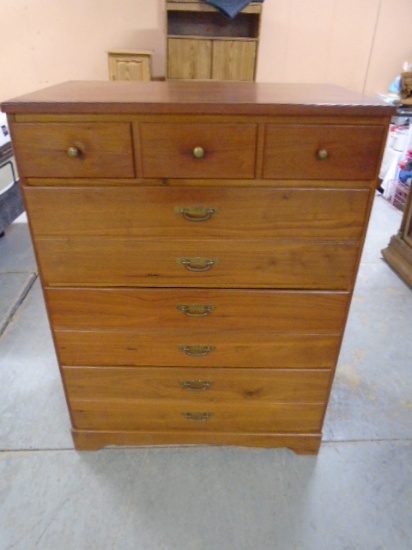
xmin=1 ymin=80 xmax=396 ymax=116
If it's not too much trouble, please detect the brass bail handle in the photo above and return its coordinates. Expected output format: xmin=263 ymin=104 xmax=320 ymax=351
xmin=179 ymin=206 xmax=217 ymax=222
xmin=179 ymin=380 xmax=214 ymax=392
xmin=178 ymin=258 xmax=217 ymax=272
xmin=177 ymin=304 xmax=216 ymax=317
xmin=179 ymin=345 xmax=216 ymax=357
xmin=181 ymin=412 xmax=214 ymax=423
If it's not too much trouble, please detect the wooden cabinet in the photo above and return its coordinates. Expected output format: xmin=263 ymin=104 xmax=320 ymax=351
xmin=166 ymin=1 xmax=262 ymax=81
xmin=107 ymin=50 xmax=152 ymax=81
xmin=382 ymin=184 xmax=412 ymax=288
xmin=2 ymin=81 xmax=394 ymax=454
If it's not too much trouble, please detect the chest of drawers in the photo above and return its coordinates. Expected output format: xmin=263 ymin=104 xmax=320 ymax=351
xmin=2 ymin=81 xmax=394 ymax=454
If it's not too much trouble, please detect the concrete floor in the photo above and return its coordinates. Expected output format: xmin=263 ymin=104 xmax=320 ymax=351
xmin=0 ymin=195 xmax=411 ymax=550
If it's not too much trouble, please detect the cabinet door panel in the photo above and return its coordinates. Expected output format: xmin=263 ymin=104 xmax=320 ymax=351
xmin=212 ymin=40 xmax=256 ymax=81
xmin=168 ymin=38 xmax=211 ymax=79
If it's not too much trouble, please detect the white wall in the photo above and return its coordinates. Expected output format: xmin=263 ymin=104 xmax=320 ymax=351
xmin=0 ymin=0 xmax=165 ymax=101
xmin=1 ymin=0 xmax=412 ymax=101
xmin=257 ymin=0 xmax=412 ymax=95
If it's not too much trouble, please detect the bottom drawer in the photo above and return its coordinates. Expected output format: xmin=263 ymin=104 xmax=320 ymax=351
xmin=70 ymin=400 xmax=324 ymax=434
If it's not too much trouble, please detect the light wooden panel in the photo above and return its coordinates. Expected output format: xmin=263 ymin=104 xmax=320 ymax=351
xmin=108 ymin=51 xmax=152 ymax=81
xmin=168 ymin=38 xmax=212 ymax=79
xmin=212 ymin=40 xmax=256 ymax=81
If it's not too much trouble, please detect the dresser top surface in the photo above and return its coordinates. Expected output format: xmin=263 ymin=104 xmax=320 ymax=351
xmin=1 ymin=81 xmax=395 ymax=117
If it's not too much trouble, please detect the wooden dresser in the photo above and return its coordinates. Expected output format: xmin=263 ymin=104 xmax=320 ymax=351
xmin=2 ymin=81 xmax=394 ymax=454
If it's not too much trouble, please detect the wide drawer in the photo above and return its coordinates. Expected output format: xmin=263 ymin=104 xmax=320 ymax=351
xmin=55 ymin=330 xmax=341 ymax=369
xmin=71 ymin=399 xmax=324 ymax=433
xmin=24 ymin=186 xmax=370 ymax=241
xmin=46 ymin=288 xmax=349 ymax=333
xmin=36 ymin=238 xmax=359 ymax=289
xmin=63 ymin=367 xmax=330 ymax=403
xmin=137 ymin=122 xmax=257 ymax=178
xmin=11 ymin=122 xmax=135 ymax=178
xmin=262 ymin=124 xmax=386 ymax=180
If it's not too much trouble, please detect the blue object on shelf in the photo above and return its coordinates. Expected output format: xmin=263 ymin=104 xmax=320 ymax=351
xmin=204 ymin=0 xmax=264 ymax=19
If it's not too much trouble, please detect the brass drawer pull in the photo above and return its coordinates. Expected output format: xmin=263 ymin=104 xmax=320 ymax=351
xmin=192 ymin=146 xmax=205 ymax=159
xmin=178 ymin=206 xmax=217 ymax=222
xmin=182 ymin=412 xmax=214 ymax=423
xmin=177 ymin=304 xmax=216 ymax=317
xmin=67 ymin=146 xmax=81 ymax=158
xmin=178 ymin=258 xmax=217 ymax=272
xmin=179 ymin=380 xmax=214 ymax=392
xmin=179 ymin=345 xmax=216 ymax=357
xmin=317 ymin=149 xmax=329 ymax=160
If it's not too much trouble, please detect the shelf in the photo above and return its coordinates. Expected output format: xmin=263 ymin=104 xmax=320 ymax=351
xmin=166 ymin=0 xmax=262 ymax=81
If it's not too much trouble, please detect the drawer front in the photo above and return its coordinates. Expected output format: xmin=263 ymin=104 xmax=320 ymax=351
xmin=55 ymin=330 xmax=341 ymax=369
xmin=263 ymin=124 xmax=386 ymax=180
xmin=63 ymin=367 xmax=331 ymax=403
xmin=25 ymin=186 xmax=370 ymax=241
xmin=71 ymin=399 xmax=324 ymax=433
xmin=11 ymin=122 xmax=134 ymax=178
xmin=46 ymin=288 xmax=349 ymax=333
xmin=137 ymin=122 xmax=257 ymax=178
xmin=36 ymin=238 xmax=359 ymax=289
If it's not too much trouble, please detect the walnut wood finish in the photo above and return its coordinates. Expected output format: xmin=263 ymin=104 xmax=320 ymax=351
xmin=71 ymin=400 xmax=324 ymax=433
xmin=10 ymin=122 xmax=134 ymax=178
xmin=37 ymin=238 xmax=359 ymax=289
xmin=46 ymin=288 xmax=348 ymax=333
xmin=138 ymin=122 xmax=257 ymax=178
xmin=54 ymin=331 xmax=341 ymax=369
xmin=263 ymin=124 xmax=385 ymax=180
xmin=2 ymin=81 xmax=393 ymax=117
xmin=2 ymin=81 xmax=394 ymax=453
xmin=71 ymin=430 xmax=322 ymax=454
xmin=24 ymin=186 xmax=369 ymax=240
xmin=62 ymin=367 xmax=330 ymax=403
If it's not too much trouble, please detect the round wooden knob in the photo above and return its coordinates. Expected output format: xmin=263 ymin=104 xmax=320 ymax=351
xmin=317 ymin=149 xmax=329 ymax=160
xmin=193 ymin=146 xmax=205 ymax=159
xmin=67 ymin=146 xmax=81 ymax=158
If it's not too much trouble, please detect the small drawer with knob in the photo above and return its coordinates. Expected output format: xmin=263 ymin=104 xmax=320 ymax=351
xmin=137 ymin=122 xmax=257 ymax=178
xmin=10 ymin=122 xmax=135 ymax=178
xmin=262 ymin=124 xmax=386 ymax=180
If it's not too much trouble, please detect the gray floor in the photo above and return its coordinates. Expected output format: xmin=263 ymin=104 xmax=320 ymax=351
xmin=0 ymin=196 xmax=411 ymax=550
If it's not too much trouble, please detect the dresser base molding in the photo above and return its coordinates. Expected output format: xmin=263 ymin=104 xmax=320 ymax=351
xmin=71 ymin=429 xmax=322 ymax=455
